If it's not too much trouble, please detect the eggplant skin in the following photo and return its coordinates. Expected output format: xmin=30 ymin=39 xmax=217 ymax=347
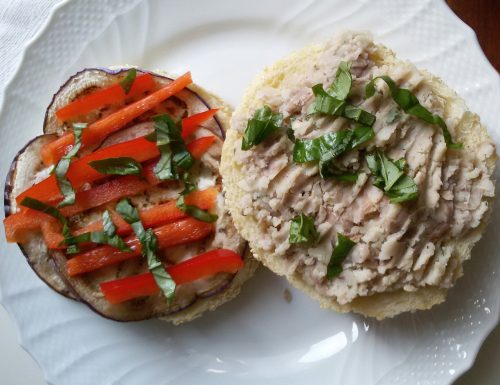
xmin=4 ymin=134 xmax=78 ymax=300
xmin=6 ymin=67 xmax=259 ymax=323
xmin=43 ymin=67 xmax=224 ymax=138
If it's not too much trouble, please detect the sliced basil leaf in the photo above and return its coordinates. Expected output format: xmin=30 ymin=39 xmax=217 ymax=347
xmin=350 ymin=125 xmax=375 ymax=148
xmin=286 ymin=128 xmax=296 ymax=142
xmin=311 ymin=84 xmax=346 ymax=116
xmin=56 ymin=122 xmax=87 ymax=207
xmin=319 ymin=159 xmax=358 ymax=182
xmin=151 ymin=114 xmax=194 ymax=180
xmin=241 ymin=106 xmax=284 ymax=150
xmin=101 ymin=210 xmax=130 ymax=250
xmin=102 ymin=210 xmax=116 ymax=237
xmin=386 ymin=175 xmax=418 ymax=203
xmin=377 ymin=151 xmax=404 ymax=191
xmin=116 ymin=199 xmax=176 ymax=301
xmin=120 ymin=68 xmax=137 ymax=94
xmin=366 ymin=151 xmax=418 ymax=203
xmin=310 ymin=62 xmax=375 ymax=126
xmin=365 ymin=76 xmax=461 ymax=148
xmin=88 ymin=157 xmax=142 ymax=176
xmin=365 ymin=153 xmax=379 ymax=175
xmin=327 ymin=233 xmax=356 ymax=279
xmin=343 ymin=104 xmax=376 ymax=127
xmin=176 ymin=173 xmax=218 ymax=223
xmin=155 ymin=145 xmax=176 ymax=180
xmin=311 ymin=85 xmax=375 ymax=127
xmin=60 ymin=230 xmax=130 ymax=251
xmin=327 ymin=61 xmax=352 ymax=100
xmin=293 ymin=129 xmax=353 ymax=163
xmin=289 ymin=213 xmax=319 ymax=244
xmin=20 ymin=196 xmax=66 ymax=223
xmin=293 ymin=126 xmax=374 ymax=181
xmin=116 ymin=199 xmax=140 ymax=225
xmin=20 ymin=196 xmax=77 ymax=253
xmin=176 ymin=195 xmax=218 ymax=223
xmin=143 ymin=228 xmax=176 ymax=300
xmin=179 ymin=172 xmax=197 ymax=195
xmin=59 ymin=210 xmax=130 ymax=251
xmin=393 ymin=158 xmax=407 ymax=171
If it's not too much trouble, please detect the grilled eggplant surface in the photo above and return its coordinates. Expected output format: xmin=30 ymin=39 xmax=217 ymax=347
xmin=4 ymin=68 xmax=258 ymax=323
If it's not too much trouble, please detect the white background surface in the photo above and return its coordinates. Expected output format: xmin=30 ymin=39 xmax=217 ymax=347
xmin=0 ymin=1 xmax=498 ymax=384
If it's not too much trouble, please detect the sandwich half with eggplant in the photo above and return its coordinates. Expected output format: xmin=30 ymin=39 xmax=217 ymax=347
xmin=4 ymin=67 xmax=258 ymax=323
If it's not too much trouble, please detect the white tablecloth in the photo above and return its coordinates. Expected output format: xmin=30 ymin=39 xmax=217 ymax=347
xmin=0 ymin=0 xmax=61 ymax=104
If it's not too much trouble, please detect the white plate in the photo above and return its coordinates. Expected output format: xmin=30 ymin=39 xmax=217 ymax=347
xmin=0 ymin=0 xmax=498 ymax=384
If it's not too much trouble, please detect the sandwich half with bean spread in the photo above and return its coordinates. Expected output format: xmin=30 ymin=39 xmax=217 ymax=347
xmin=221 ymin=32 xmax=496 ymax=319
xmin=4 ymin=68 xmax=258 ymax=323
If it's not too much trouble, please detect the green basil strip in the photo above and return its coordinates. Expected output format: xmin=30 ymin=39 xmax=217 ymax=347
xmin=366 ymin=151 xmax=418 ymax=203
xmin=311 ymin=85 xmax=375 ymax=126
xmin=55 ymin=122 xmax=87 ymax=208
xmin=319 ymin=160 xmax=358 ymax=182
xmin=350 ymin=125 xmax=375 ymax=148
xmin=327 ymin=233 xmax=356 ymax=279
xmin=378 ymin=152 xmax=404 ymax=191
xmin=343 ymin=104 xmax=376 ymax=127
xmin=293 ymin=126 xmax=374 ymax=180
xmin=59 ymin=210 xmax=130 ymax=252
xmin=310 ymin=62 xmax=375 ymax=126
xmin=175 ymin=173 xmax=218 ymax=223
xmin=312 ymin=84 xmax=346 ymax=116
xmin=116 ymin=199 xmax=176 ymax=301
xmin=149 ymin=114 xmax=194 ymax=180
xmin=176 ymin=194 xmax=218 ymax=223
xmin=327 ymin=61 xmax=352 ymax=100
xmin=120 ymin=68 xmax=137 ymax=94
xmin=365 ymin=76 xmax=462 ymax=148
xmin=20 ymin=196 xmax=66 ymax=223
xmin=293 ymin=129 xmax=353 ymax=163
xmin=19 ymin=197 xmax=79 ymax=253
xmin=88 ymin=157 xmax=142 ymax=176
xmin=242 ymin=105 xmax=284 ymax=150
xmin=289 ymin=213 xmax=319 ymax=244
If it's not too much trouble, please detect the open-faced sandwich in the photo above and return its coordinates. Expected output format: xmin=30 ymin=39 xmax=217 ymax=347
xmin=4 ymin=67 xmax=258 ymax=323
xmin=221 ymin=32 xmax=496 ymax=319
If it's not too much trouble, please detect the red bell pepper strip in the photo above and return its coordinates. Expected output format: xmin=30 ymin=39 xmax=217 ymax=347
xmin=59 ymin=175 xmax=150 ymax=217
xmin=51 ymin=187 xmax=218 ymax=249
xmin=66 ymin=218 xmax=214 ymax=276
xmin=142 ymin=136 xmax=216 ymax=184
xmin=4 ymin=210 xmax=60 ymax=244
xmin=8 ymin=175 xmax=152 ymax=246
xmin=99 ymin=248 xmax=243 ymax=304
xmin=181 ymin=109 xmax=218 ymax=139
xmin=41 ymin=72 xmax=193 ymax=165
xmin=55 ymin=73 xmax=156 ymax=122
xmin=186 ymin=136 xmax=217 ymax=159
xmin=17 ymin=122 xmax=216 ymax=205
xmin=16 ymin=136 xmax=159 ymax=205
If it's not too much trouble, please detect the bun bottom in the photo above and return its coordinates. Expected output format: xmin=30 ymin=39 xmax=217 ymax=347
xmin=221 ymin=34 xmax=496 ymax=320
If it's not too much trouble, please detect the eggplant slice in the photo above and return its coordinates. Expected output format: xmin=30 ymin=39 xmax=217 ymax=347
xmin=4 ymin=135 xmax=77 ymax=299
xmin=6 ymin=68 xmax=258 ymax=322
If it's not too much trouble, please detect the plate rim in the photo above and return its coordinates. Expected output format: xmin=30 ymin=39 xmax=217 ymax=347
xmin=0 ymin=0 xmax=498 ymax=384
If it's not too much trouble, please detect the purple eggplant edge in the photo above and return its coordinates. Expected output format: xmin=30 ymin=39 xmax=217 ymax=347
xmin=43 ymin=67 xmax=225 ymax=139
xmin=3 ymin=134 xmax=78 ymax=300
